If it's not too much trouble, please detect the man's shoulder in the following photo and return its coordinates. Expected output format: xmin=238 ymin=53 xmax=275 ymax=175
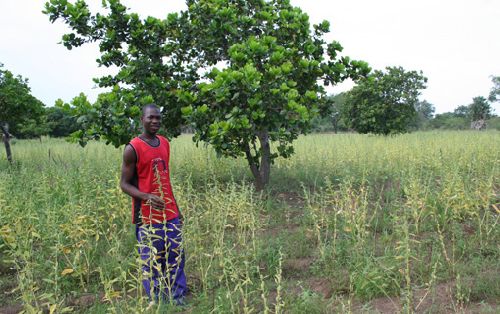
xmin=127 ymin=137 xmax=143 ymax=157
xmin=157 ymin=135 xmax=170 ymax=144
xmin=129 ymin=136 xmax=141 ymax=144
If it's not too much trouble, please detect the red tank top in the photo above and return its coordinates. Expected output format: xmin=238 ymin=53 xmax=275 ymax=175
xmin=129 ymin=135 xmax=179 ymax=224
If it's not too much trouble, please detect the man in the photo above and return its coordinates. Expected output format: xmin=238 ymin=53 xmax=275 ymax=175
xmin=120 ymin=104 xmax=187 ymax=304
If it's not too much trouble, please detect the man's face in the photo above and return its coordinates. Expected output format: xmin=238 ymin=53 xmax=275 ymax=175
xmin=141 ymin=107 xmax=162 ymax=134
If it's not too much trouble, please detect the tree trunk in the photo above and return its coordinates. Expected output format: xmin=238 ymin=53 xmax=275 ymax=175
xmin=331 ymin=113 xmax=339 ymax=134
xmin=470 ymin=119 xmax=486 ymax=130
xmin=244 ymin=130 xmax=271 ymax=191
xmin=1 ymin=123 xmax=13 ymax=163
xmin=257 ymin=130 xmax=271 ymax=188
xmin=244 ymin=144 xmax=263 ymax=190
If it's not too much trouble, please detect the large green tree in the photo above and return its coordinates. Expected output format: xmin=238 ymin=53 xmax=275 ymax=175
xmin=343 ymin=66 xmax=427 ymax=135
xmin=0 ymin=64 xmax=46 ymax=162
xmin=44 ymin=0 xmax=369 ymax=189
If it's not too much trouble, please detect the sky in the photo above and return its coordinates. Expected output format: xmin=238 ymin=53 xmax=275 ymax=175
xmin=1 ymin=0 xmax=499 ymax=114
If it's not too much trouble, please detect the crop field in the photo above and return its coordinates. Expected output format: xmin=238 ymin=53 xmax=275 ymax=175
xmin=0 ymin=131 xmax=499 ymax=313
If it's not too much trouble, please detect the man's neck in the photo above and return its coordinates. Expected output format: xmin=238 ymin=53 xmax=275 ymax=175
xmin=140 ymin=133 xmax=157 ymax=140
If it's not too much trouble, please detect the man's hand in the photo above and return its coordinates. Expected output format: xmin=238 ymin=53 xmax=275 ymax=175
xmin=144 ymin=194 xmax=165 ymax=210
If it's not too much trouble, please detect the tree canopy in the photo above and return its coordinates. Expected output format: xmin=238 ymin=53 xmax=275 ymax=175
xmin=343 ymin=66 xmax=427 ymax=135
xmin=0 ymin=63 xmax=46 ymax=162
xmin=44 ymin=0 xmax=370 ymax=189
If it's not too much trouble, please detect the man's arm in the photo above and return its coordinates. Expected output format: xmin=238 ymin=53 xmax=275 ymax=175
xmin=120 ymin=144 xmax=165 ymax=210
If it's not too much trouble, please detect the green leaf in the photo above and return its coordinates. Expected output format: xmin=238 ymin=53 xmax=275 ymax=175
xmin=181 ymin=106 xmax=193 ymax=116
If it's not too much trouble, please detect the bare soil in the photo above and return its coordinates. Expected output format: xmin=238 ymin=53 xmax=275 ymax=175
xmin=0 ymin=304 xmax=23 ymax=314
xmin=348 ymin=281 xmax=498 ymax=313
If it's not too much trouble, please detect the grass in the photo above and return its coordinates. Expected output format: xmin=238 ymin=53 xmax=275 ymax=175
xmin=0 ymin=130 xmax=498 ymax=313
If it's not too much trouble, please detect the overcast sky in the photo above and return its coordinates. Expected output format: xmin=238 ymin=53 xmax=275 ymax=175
xmin=1 ymin=0 xmax=499 ymax=114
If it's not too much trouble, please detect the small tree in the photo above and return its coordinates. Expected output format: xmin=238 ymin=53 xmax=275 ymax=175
xmin=46 ymin=103 xmax=81 ymax=137
xmin=469 ymin=96 xmax=491 ymax=121
xmin=344 ymin=66 xmax=427 ymax=135
xmin=489 ymin=76 xmax=499 ymax=103
xmin=327 ymin=93 xmax=349 ymax=133
xmin=305 ymin=93 xmax=348 ymax=133
xmin=468 ymin=96 xmax=491 ymax=130
xmin=0 ymin=64 xmax=46 ymax=162
xmin=412 ymin=100 xmax=435 ymax=129
xmin=44 ymin=0 xmax=370 ymax=189
xmin=453 ymin=105 xmax=469 ymax=118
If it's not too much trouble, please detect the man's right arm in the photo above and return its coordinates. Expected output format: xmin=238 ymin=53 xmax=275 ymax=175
xmin=120 ymin=144 xmax=165 ymax=209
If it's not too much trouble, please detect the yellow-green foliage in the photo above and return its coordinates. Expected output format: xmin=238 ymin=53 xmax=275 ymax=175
xmin=0 ymin=131 xmax=498 ymax=313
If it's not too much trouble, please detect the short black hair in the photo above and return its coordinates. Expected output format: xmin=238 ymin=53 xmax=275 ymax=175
xmin=141 ymin=104 xmax=160 ymax=117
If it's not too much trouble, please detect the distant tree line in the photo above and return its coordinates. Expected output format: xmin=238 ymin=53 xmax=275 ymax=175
xmin=312 ymin=74 xmax=499 ymax=133
xmin=2 ymin=61 xmax=498 ymax=148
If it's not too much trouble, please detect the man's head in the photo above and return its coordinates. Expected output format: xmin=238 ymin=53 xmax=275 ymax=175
xmin=141 ymin=104 xmax=161 ymax=135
